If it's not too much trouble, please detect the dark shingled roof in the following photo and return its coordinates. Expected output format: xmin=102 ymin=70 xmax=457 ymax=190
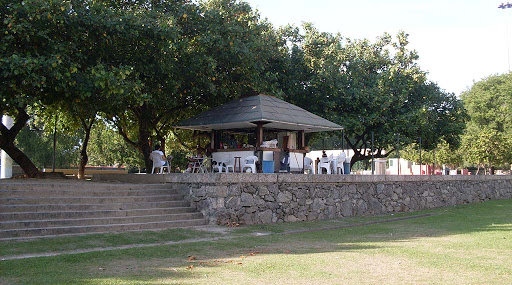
xmin=176 ymin=94 xmax=343 ymax=133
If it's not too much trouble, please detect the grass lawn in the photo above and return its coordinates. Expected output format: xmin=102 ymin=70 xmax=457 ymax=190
xmin=1 ymin=199 xmax=512 ymax=284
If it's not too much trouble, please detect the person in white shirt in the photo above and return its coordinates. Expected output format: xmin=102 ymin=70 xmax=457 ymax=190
xmin=151 ymin=145 xmax=167 ymax=167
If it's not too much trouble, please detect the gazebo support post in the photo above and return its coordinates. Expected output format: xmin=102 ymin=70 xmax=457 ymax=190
xmin=298 ymin=130 xmax=305 ymax=173
xmin=255 ymin=123 xmax=264 ymax=173
xmin=298 ymin=130 xmax=305 ymax=150
xmin=256 ymin=123 xmax=264 ymax=147
xmin=210 ymin=131 xmax=215 ymax=150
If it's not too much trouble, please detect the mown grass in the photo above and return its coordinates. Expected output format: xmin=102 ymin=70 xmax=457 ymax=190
xmin=1 ymin=211 xmax=418 ymax=257
xmin=1 ymin=199 xmax=512 ymax=284
xmin=0 ymin=228 xmax=221 ymax=257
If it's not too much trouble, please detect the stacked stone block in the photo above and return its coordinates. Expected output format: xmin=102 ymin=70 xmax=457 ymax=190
xmin=176 ymin=175 xmax=512 ymax=225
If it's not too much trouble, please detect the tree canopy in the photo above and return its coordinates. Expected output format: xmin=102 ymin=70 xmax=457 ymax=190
xmin=1 ymin=0 xmax=469 ymax=175
xmin=461 ymin=73 xmax=512 ymax=172
xmin=277 ymin=26 xmax=466 ymax=165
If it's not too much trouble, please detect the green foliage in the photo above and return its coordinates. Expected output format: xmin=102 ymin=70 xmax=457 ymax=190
xmin=1 ymin=0 xmax=468 ymax=173
xmin=101 ymin=0 xmax=286 ymax=169
xmin=0 ymin=0 xmax=134 ymax=175
xmin=461 ymin=126 xmax=512 ymax=169
xmin=14 ymin=122 xmax=80 ymax=169
xmin=276 ymin=26 xmax=466 ymax=165
xmin=0 ymin=0 xmax=75 ymax=111
xmin=401 ymin=139 xmax=463 ymax=168
xmin=461 ymin=73 xmax=512 ymax=170
xmin=87 ymin=120 xmax=144 ymax=170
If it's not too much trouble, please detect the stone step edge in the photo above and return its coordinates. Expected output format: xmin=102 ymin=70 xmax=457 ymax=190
xmin=0 ymin=184 xmax=171 ymax=188
xmin=0 ymin=219 xmax=208 ymax=234
xmin=0 ymin=224 xmax=209 ymax=242
xmin=0 ymin=212 xmax=204 ymax=225
xmin=0 ymin=207 xmax=196 ymax=216
xmin=0 ymin=189 xmax=180 ymax=196
xmin=1 ymin=194 xmax=182 ymax=200
xmin=0 ymin=183 xmax=168 ymax=187
xmin=0 ymin=189 xmax=178 ymax=194
xmin=0 ymin=202 xmax=191 ymax=212
xmin=0 ymin=186 xmax=175 ymax=190
xmin=0 ymin=201 xmax=188 ymax=207
xmin=0 ymin=200 xmax=188 ymax=206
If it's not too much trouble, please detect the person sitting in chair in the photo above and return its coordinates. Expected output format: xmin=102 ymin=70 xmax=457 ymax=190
xmin=151 ymin=145 xmax=167 ymax=167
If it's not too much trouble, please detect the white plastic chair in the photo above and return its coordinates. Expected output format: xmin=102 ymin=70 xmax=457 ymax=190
xmin=318 ymin=156 xmax=331 ymax=174
xmin=336 ymin=152 xmax=346 ymax=174
xmin=150 ymin=152 xmax=170 ymax=174
xmin=243 ymin=155 xmax=258 ymax=173
xmin=213 ymin=160 xmax=226 ymax=173
xmin=225 ymin=155 xmax=235 ymax=173
xmin=304 ymin=157 xmax=314 ymax=174
xmin=198 ymin=157 xmax=210 ymax=173
xmin=191 ymin=158 xmax=201 ymax=173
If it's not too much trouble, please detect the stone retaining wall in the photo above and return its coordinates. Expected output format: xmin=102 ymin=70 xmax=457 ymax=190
xmin=94 ymin=174 xmax=512 ymax=225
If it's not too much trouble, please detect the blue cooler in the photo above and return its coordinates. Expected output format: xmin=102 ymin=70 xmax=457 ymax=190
xmin=343 ymin=162 xmax=351 ymax=174
xmin=262 ymin=160 xmax=274 ymax=173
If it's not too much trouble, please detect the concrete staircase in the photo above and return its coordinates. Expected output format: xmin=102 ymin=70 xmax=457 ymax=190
xmin=0 ymin=180 xmax=206 ymax=240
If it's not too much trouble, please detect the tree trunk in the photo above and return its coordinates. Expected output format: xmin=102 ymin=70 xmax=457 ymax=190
xmin=1 ymin=141 xmax=42 ymax=177
xmin=115 ymin=104 xmax=154 ymax=173
xmin=350 ymin=152 xmax=362 ymax=168
xmin=78 ymin=118 xmax=95 ymax=179
xmin=0 ymin=108 xmax=42 ymax=178
xmin=156 ymin=134 xmax=166 ymax=156
xmin=489 ymin=166 xmax=495 ymax=175
xmin=137 ymin=106 xmax=153 ymax=172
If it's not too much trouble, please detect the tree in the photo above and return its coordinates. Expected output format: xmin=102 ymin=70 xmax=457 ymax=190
xmin=15 ymin=116 xmax=81 ymax=170
xmin=461 ymin=73 xmax=512 ymax=173
xmin=277 ymin=26 xmax=466 ymax=166
xmin=1 ymin=0 xmax=138 ymax=177
xmin=108 ymin=0 xmax=284 ymax=170
xmin=401 ymin=139 xmax=463 ymax=170
xmin=1 ymin=0 xmax=284 ymax=175
xmin=0 ymin=0 xmax=79 ymax=177
xmin=87 ymin=120 xmax=144 ymax=171
xmin=462 ymin=126 xmax=512 ymax=174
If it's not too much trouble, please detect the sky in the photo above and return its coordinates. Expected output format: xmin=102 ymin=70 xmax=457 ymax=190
xmin=245 ymin=0 xmax=512 ymax=95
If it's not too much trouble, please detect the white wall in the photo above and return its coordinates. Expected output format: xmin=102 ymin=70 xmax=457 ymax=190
xmin=1 ymin=115 xmax=13 ymax=179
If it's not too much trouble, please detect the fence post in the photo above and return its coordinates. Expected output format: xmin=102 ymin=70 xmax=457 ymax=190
xmin=371 ymin=131 xmax=374 ymax=175
xmin=419 ymin=137 xmax=422 ymax=175
xmin=396 ymin=133 xmax=400 ymax=175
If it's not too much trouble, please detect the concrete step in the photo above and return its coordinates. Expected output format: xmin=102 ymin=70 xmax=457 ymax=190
xmin=1 ymin=194 xmax=184 ymax=205
xmin=0 ymin=188 xmax=179 ymax=197
xmin=1 ymin=212 xmax=205 ymax=229
xmin=0 ymin=207 xmax=197 ymax=221
xmin=0 ymin=219 xmax=208 ymax=239
xmin=0 ymin=201 xmax=191 ymax=213
xmin=0 ymin=182 xmax=173 ymax=191
xmin=0 ymin=181 xmax=205 ymax=240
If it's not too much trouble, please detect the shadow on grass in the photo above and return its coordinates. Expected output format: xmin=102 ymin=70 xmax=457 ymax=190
xmin=1 ymin=199 xmax=512 ymax=284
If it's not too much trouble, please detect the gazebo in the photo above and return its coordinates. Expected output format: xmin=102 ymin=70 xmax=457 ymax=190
xmin=176 ymin=93 xmax=343 ymax=173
